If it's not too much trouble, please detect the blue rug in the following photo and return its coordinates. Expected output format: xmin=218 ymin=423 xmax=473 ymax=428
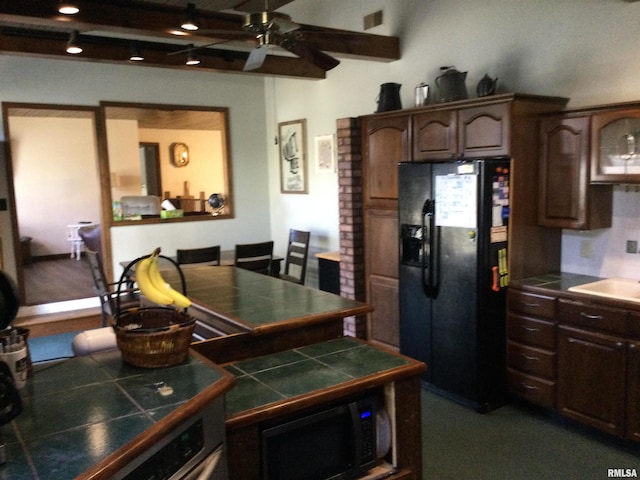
xmin=28 ymin=332 xmax=76 ymax=363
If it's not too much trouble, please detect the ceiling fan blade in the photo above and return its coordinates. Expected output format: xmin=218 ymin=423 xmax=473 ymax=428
xmin=168 ymin=41 xmax=228 ymax=56
xmin=243 ymin=45 xmax=269 ymax=70
xmin=283 ymin=41 xmax=340 ymax=71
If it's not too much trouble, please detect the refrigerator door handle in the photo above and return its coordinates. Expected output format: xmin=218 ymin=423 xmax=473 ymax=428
xmin=421 ymin=198 xmax=438 ymax=298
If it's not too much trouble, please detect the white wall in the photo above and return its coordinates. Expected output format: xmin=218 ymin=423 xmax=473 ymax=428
xmin=0 ymin=57 xmax=270 ymax=280
xmin=271 ymin=0 xmax=640 ymax=280
xmin=9 ymin=116 xmax=101 ymax=256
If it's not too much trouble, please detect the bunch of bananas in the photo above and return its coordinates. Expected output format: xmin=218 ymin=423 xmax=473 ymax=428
xmin=135 ymin=248 xmax=191 ymax=309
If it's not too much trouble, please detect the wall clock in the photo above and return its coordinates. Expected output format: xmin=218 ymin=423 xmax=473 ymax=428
xmin=170 ymin=142 xmax=189 ymax=167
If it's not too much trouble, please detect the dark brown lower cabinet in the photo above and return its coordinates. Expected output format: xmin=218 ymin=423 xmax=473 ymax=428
xmin=627 ymin=341 xmax=640 ymax=442
xmin=557 ymin=325 xmax=626 ymax=437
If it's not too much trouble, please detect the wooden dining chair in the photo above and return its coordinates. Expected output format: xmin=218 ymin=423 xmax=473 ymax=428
xmin=234 ymin=241 xmax=274 ymax=276
xmin=176 ymin=246 xmax=221 ymax=266
xmin=281 ymin=229 xmax=310 ymax=285
xmin=86 ymin=250 xmax=138 ymax=326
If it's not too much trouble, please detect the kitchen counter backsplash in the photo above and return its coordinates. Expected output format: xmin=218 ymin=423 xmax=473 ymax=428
xmin=562 ymin=186 xmax=640 ymax=280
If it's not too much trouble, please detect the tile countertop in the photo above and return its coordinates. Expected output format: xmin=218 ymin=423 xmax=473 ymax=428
xmin=222 ymin=336 xmax=425 ymax=426
xmin=162 ymin=266 xmax=373 ymax=335
xmin=512 ymin=272 xmax=603 ymax=292
xmin=0 ymin=350 xmax=233 ymax=480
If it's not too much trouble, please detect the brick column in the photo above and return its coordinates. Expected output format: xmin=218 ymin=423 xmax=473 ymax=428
xmin=336 ymin=117 xmax=367 ymax=338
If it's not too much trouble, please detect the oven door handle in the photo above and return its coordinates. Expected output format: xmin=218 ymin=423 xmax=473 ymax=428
xmin=182 ymin=444 xmax=224 ymax=480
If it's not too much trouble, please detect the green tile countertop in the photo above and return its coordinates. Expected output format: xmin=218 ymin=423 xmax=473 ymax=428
xmin=512 ymin=272 xmax=603 ymax=292
xmin=223 ymin=336 xmax=425 ymax=424
xmin=0 ymin=349 xmax=232 ymax=480
xmin=163 ymin=266 xmax=373 ymax=335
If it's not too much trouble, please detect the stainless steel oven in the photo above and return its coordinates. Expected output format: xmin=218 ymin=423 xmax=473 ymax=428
xmin=113 ymin=396 xmax=227 ymax=480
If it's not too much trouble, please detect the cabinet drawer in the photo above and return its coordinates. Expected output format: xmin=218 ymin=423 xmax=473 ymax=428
xmin=558 ymin=298 xmax=627 ymax=335
xmin=628 ymin=312 xmax=640 ymax=340
xmin=507 ymin=313 xmax=556 ymax=350
xmin=507 ymin=340 xmax=556 ymax=380
xmin=508 ymin=369 xmax=555 ymax=408
xmin=508 ymin=290 xmax=556 ymax=319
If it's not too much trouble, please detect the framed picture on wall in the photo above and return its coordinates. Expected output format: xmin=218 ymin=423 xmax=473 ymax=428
xmin=314 ymin=134 xmax=336 ymax=174
xmin=278 ymin=119 xmax=308 ymax=194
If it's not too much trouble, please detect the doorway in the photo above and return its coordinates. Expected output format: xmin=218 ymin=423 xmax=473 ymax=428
xmin=139 ymin=142 xmax=162 ymax=197
xmin=3 ymin=104 xmax=103 ymax=306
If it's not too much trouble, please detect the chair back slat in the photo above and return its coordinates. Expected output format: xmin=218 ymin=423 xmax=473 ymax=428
xmin=177 ymin=246 xmax=221 ymax=265
xmin=234 ymin=241 xmax=274 ymax=276
xmin=282 ymin=229 xmax=310 ymax=285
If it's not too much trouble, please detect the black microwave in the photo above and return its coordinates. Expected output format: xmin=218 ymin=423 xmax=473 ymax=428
xmin=261 ymin=393 xmax=389 ymax=480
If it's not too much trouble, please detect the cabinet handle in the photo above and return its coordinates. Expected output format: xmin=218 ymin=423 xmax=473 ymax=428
xmin=522 ymin=326 xmax=540 ymax=333
xmin=521 ymin=353 xmax=539 ymax=361
xmin=631 ymin=344 xmax=637 ymax=350
xmin=579 ymin=312 xmax=604 ymax=321
xmin=520 ymin=382 xmax=539 ymax=391
xmin=521 ymin=301 xmax=540 ymax=308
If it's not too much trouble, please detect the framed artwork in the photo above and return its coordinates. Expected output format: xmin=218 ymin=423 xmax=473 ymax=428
xmin=278 ymin=119 xmax=308 ymax=194
xmin=315 ymin=134 xmax=336 ymax=174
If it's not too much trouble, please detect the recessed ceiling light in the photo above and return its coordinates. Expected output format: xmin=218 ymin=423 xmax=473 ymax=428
xmin=58 ymin=1 xmax=79 ymax=15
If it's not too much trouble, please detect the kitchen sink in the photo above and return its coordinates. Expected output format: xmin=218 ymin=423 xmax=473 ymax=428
xmin=568 ymin=277 xmax=640 ymax=303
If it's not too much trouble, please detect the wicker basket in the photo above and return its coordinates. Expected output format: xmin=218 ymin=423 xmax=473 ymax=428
xmin=114 ymin=252 xmax=193 ymax=368
xmin=114 ymin=307 xmax=195 ymax=368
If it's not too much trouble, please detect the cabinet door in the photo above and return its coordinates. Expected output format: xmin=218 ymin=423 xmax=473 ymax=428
xmin=592 ymin=108 xmax=640 ymax=183
xmin=539 ymin=116 xmax=612 ymax=229
xmin=557 ymin=325 xmax=626 ymax=436
xmin=627 ymin=341 xmax=640 ymax=441
xmin=363 ymin=115 xmax=409 ymax=208
xmin=365 ymin=209 xmax=399 ymax=349
xmin=412 ymin=110 xmax=457 ymax=160
xmin=458 ymin=103 xmax=510 ymax=157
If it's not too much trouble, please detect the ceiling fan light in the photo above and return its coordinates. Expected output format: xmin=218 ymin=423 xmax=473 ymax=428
xmin=181 ymin=3 xmax=199 ymax=31
xmin=66 ymin=30 xmax=83 ymax=54
xmin=58 ymin=1 xmax=79 ymax=15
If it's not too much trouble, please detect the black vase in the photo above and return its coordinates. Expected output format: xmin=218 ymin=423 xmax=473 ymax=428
xmin=376 ymin=83 xmax=402 ymax=112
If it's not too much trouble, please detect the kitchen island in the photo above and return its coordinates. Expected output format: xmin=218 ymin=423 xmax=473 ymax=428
xmin=182 ymin=267 xmax=425 ymax=479
xmin=6 ymin=267 xmax=424 ymax=479
xmin=0 ymin=349 xmax=234 ymax=480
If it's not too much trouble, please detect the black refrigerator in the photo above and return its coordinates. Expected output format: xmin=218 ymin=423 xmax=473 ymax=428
xmin=398 ymin=158 xmax=510 ymax=412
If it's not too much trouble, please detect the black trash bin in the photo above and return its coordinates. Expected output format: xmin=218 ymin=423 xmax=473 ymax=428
xmin=19 ymin=236 xmax=32 ymax=264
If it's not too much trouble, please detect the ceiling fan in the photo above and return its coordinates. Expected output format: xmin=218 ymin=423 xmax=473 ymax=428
xmin=179 ymin=1 xmax=358 ymax=72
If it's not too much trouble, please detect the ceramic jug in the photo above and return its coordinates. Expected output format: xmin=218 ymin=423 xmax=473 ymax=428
xmin=435 ymin=67 xmax=468 ymax=102
xmin=477 ymin=74 xmax=498 ymax=97
xmin=376 ymin=83 xmax=402 ymax=112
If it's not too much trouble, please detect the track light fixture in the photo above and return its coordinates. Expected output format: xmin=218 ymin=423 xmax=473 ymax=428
xmin=66 ymin=30 xmax=82 ymax=54
xmin=185 ymin=44 xmax=200 ymax=65
xmin=129 ymin=42 xmax=144 ymax=61
xmin=181 ymin=3 xmax=199 ymax=31
xmin=58 ymin=1 xmax=79 ymax=15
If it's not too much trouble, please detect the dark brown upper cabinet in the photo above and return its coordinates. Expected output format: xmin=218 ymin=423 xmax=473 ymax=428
xmin=539 ymin=114 xmax=612 ymax=230
xmin=413 ymin=102 xmax=510 ymax=161
xmin=591 ymin=108 xmax=640 ymax=183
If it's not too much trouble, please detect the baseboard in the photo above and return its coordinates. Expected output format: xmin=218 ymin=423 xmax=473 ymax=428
xmin=31 ymin=253 xmax=77 ymax=262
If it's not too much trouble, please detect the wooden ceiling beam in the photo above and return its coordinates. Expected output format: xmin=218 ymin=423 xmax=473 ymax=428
xmin=0 ymin=28 xmax=328 ymax=79
xmin=0 ymin=0 xmax=400 ymax=68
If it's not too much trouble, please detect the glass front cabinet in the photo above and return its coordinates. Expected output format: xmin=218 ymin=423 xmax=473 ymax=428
xmin=592 ymin=108 xmax=640 ymax=183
